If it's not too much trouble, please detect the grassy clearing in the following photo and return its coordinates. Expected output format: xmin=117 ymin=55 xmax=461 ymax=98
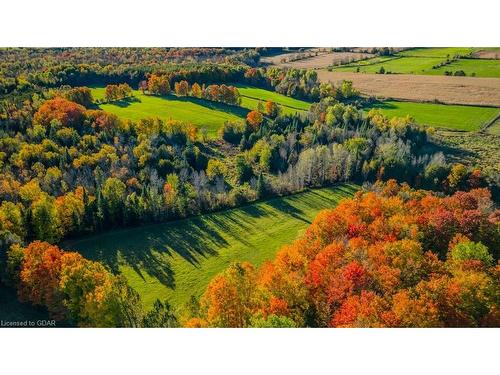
xmin=334 ymin=56 xmax=446 ymax=74
xmin=235 ymin=85 xmax=312 ymax=113
xmin=365 ymin=101 xmax=500 ymax=131
xmin=90 ymin=85 xmax=312 ymax=136
xmin=426 ymin=58 xmax=500 ymax=78
xmin=64 ymin=184 xmax=358 ymax=310
xmin=397 ymin=47 xmax=477 ymax=58
xmin=91 ymin=87 xmax=247 ymax=138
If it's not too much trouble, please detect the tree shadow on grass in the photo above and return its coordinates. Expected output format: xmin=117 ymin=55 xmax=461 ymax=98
xmin=65 ymin=185 xmax=358 ymax=291
xmin=263 ymin=196 xmax=310 ymax=224
xmin=159 ymin=94 xmax=249 ymax=118
xmin=105 ymin=96 xmax=142 ymax=108
xmin=364 ymin=100 xmax=399 ymax=111
xmin=65 ymin=216 xmax=231 ymax=290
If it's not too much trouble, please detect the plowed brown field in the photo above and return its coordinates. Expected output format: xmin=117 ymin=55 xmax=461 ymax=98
xmin=317 ymin=70 xmax=500 ymax=107
xmin=262 ymin=52 xmax=373 ymax=69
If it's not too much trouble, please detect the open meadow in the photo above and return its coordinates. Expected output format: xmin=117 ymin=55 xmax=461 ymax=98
xmin=91 ymin=87 xmax=246 ymax=137
xmin=426 ymin=58 xmax=500 ymax=77
xmin=91 ymin=85 xmax=310 ymax=136
xmin=64 ymin=184 xmax=358 ymax=310
xmin=396 ymin=47 xmax=477 ymax=57
xmin=366 ymin=100 xmax=499 ymax=131
xmin=333 ymin=56 xmax=445 ymax=74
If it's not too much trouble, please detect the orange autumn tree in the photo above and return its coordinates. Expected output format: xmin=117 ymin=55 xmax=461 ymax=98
xmin=246 ymin=110 xmax=263 ymax=130
xmin=17 ymin=241 xmax=66 ymax=318
xmin=174 ymin=80 xmax=189 ymax=96
xmin=34 ymin=98 xmax=86 ymax=129
xmin=11 ymin=241 xmax=142 ymax=327
xmin=188 ymin=181 xmax=500 ymax=327
xmin=147 ymin=74 xmax=170 ymax=95
xmin=264 ymin=100 xmax=280 ymax=118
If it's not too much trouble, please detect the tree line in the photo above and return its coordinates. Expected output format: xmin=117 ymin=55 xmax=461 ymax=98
xmin=143 ymin=74 xmax=242 ymax=106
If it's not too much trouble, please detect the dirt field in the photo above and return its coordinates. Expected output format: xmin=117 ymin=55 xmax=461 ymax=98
xmin=471 ymin=49 xmax=500 ymax=59
xmin=317 ymin=70 xmax=500 ymax=107
xmin=262 ymin=51 xmax=374 ymax=69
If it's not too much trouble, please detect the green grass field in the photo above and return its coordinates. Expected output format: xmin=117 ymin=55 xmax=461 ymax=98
xmin=334 ymin=56 xmax=444 ymax=74
xmin=64 ymin=184 xmax=358 ymax=310
xmin=365 ymin=101 xmax=500 ymax=131
xmin=397 ymin=47 xmax=476 ymax=58
xmin=90 ymin=85 xmax=312 ymax=137
xmin=425 ymin=58 xmax=500 ymax=77
xmin=91 ymin=87 xmax=247 ymax=137
xmin=331 ymin=47 xmax=499 ymax=77
xmin=235 ymin=85 xmax=312 ymax=115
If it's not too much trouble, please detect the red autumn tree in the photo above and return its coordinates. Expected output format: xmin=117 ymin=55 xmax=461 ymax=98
xmin=188 ymin=181 xmax=500 ymax=328
xmin=34 ymin=98 xmax=86 ymax=129
xmin=18 ymin=241 xmax=66 ymax=318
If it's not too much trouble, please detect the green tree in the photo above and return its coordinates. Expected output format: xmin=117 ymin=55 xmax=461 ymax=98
xmin=250 ymin=314 xmax=297 ymax=328
xmin=102 ymin=178 xmax=126 ymax=224
xmin=450 ymin=241 xmax=493 ymax=266
xmin=235 ymin=155 xmax=253 ymax=183
xmin=206 ymin=159 xmax=228 ymax=182
xmin=31 ymin=195 xmax=61 ymax=243
xmin=142 ymin=299 xmax=179 ymax=327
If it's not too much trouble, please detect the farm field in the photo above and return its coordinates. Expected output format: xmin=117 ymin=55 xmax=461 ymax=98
xmin=426 ymin=58 xmax=500 ymax=78
xmin=64 ymin=184 xmax=358 ymax=310
xmin=365 ymin=100 xmax=500 ymax=131
xmin=333 ymin=56 xmax=444 ymax=74
xmin=472 ymin=48 xmax=500 ymax=59
xmin=263 ymin=50 xmax=374 ymax=69
xmin=91 ymin=87 xmax=247 ymax=137
xmin=330 ymin=47 xmax=499 ymax=77
xmin=397 ymin=47 xmax=477 ymax=57
xmin=317 ymin=70 xmax=500 ymax=107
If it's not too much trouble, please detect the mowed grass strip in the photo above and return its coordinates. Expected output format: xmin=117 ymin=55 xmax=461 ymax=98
xmin=64 ymin=184 xmax=358 ymax=310
xmin=91 ymin=87 xmax=247 ymax=138
xmin=365 ymin=101 xmax=500 ymax=131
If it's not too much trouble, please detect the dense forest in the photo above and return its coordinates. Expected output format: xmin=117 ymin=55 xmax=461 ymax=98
xmin=0 ymin=48 xmax=498 ymax=327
